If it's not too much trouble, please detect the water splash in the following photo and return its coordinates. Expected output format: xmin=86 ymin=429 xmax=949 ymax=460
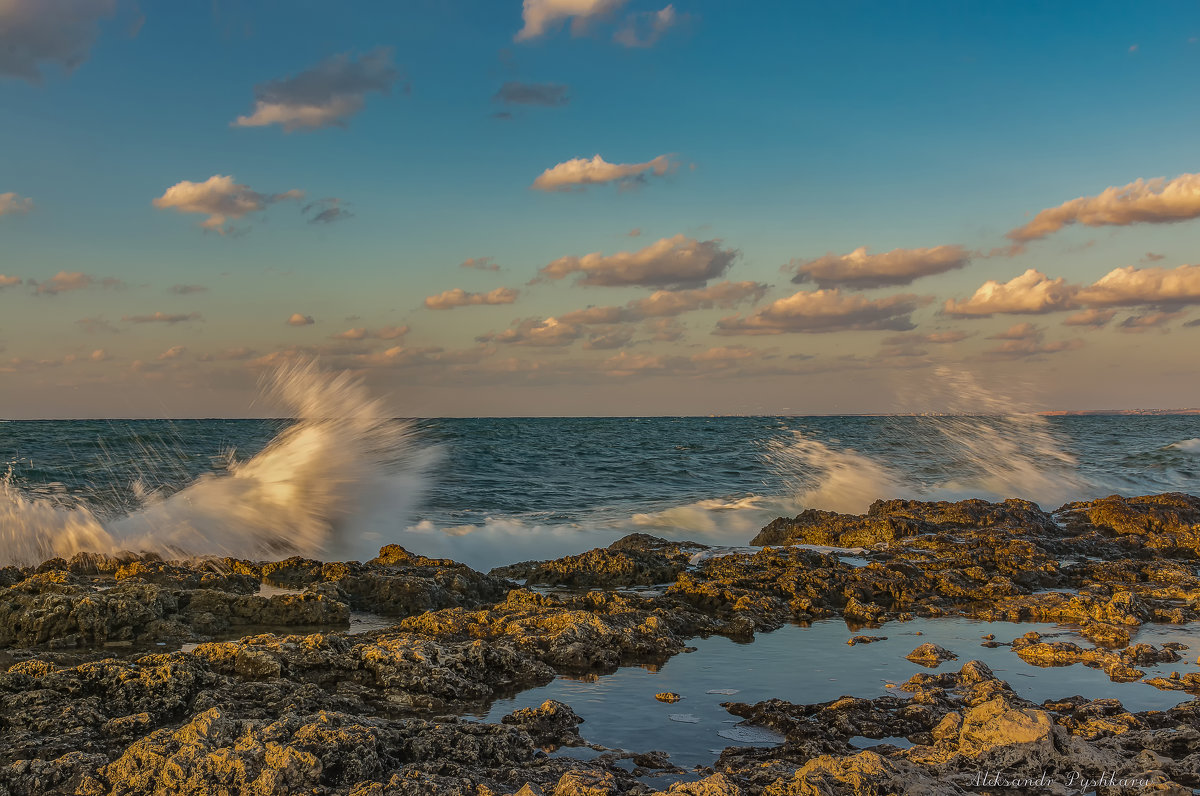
xmin=762 ymin=371 xmax=1090 ymax=515
xmin=0 ymin=361 xmax=432 ymax=567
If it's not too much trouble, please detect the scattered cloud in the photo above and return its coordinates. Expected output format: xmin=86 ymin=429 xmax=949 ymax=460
xmin=303 ymin=197 xmax=351 ymax=224
xmin=1007 ymin=172 xmax=1200 ymax=243
xmin=789 ymin=245 xmax=970 ymax=290
xmin=879 ymin=330 xmax=969 ymax=358
xmin=0 ymin=193 xmax=33 ymax=216
xmin=627 ymin=228 xmax=642 ymax=238
xmin=943 ymin=269 xmax=1077 ymax=316
xmin=122 ymin=312 xmax=203 ymax=324
xmin=1063 ymin=308 xmax=1117 ymax=328
xmin=1142 ymin=252 xmax=1166 ymax=263
xmin=645 ymin=318 xmax=683 ymax=341
xmin=30 ymin=271 xmax=124 ymax=296
xmin=477 ymin=317 xmax=583 ymax=347
xmin=716 ymin=290 xmax=929 ymax=335
xmin=583 ymin=328 xmax=635 ymax=350
xmin=539 ymin=234 xmax=737 ymax=288
xmin=1074 ymin=263 xmax=1200 ymax=307
xmin=532 ymin=153 xmax=675 ymax=191
xmin=559 ymin=281 xmax=767 ymax=325
xmin=331 ymin=325 xmax=410 ymax=340
xmin=287 ymin=313 xmax=315 ymax=326
xmin=989 ymin=322 xmax=1041 ymax=341
xmin=424 ymin=287 xmax=520 ymax=310
xmin=168 ymin=284 xmax=207 ymax=295
xmin=1119 ymin=310 xmax=1183 ymax=332
xmin=233 ymin=48 xmax=399 ymax=131
xmin=0 ymin=275 xmax=22 ymax=289
xmin=883 ymin=330 xmax=969 ymax=346
xmin=76 ymin=316 xmax=120 ymax=334
xmin=90 ymin=349 xmax=109 ymax=362
xmin=494 ymin=81 xmax=569 ymax=106
xmin=153 ymin=175 xmax=304 ymax=234
xmin=0 ymin=0 xmax=116 ymax=83
xmin=515 ymin=0 xmax=628 ymax=41
xmin=613 ymin=4 xmax=681 ymax=47
xmin=979 ymin=324 xmax=1083 ymax=359
xmin=459 ymin=256 xmax=501 ymax=272
xmin=158 ymin=345 xmax=188 ymax=361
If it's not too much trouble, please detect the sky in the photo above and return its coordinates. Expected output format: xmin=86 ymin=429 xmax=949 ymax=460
xmin=3 ymin=0 xmax=1200 ymax=417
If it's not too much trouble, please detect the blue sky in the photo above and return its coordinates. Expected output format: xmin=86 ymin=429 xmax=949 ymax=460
xmin=2 ymin=0 xmax=1200 ymax=417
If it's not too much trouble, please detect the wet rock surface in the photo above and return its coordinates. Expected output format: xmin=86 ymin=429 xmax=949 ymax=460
xmin=6 ymin=493 xmax=1200 ymax=794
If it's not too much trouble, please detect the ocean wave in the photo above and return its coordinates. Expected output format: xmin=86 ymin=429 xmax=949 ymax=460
xmin=0 ymin=361 xmax=432 ymax=567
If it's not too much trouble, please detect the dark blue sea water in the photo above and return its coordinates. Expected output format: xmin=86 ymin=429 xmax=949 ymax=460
xmin=2 ymin=405 xmax=1199 ymax=569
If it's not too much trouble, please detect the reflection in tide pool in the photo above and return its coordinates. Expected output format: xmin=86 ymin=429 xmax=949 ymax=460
xmin=477 ymin=617 xmax=1200 ymax=770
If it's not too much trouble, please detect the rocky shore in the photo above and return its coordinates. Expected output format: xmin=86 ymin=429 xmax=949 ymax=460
xmin=4 ymin=492 xmax=1200 ymax=794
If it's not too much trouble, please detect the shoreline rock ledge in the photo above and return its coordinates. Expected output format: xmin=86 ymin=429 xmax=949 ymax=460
xmin=3 ymin=492 xmax=1200 ymax=793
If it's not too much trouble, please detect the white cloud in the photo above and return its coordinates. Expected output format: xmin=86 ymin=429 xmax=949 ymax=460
xmin=234 ymin=48 xmax=399 ymax=132
xmin=943 ymin=269 xmax=1078 ymax=316
xmin=716 ymin=290 xmax=929 ymax=335
xmin=789 ymin=245 xmax=970 ymax=290
xmin=375 ymin=325 xmax=409 ymax=340
xmin=0 ymin=0 xmax=116 ymax=83
xmin=158 ymin=345 xmax=187 ymax=361
xmin=287 ymin=313 xmax=315 ymax=326
xmin=515 ymin=0 xmax=628 ymax=41
xmin=1008 ymin=172 xmax=1200 ymax=243
xmin=477 ymin=317 xmax=583 ymax=347
xmin=539 ymin=234 xmax=737 ymax=288
xmin=613 ymin=4 xmax=681 ymax=47
xmin=1074 ymin=264 xmax=1200 ymax=307
xmin=424 ymin=287 xmax=520 ymax=310
xmin=559 ymin=281 xmax=767 ymax=325
xmin=0 ymin=192 xmax=33 ymax=216
xmin=532 ymin=153 xmax=675 ymax=191
xmin=0 ymin=275 xmax=21 ymax=289
xmin=460 ymin=256 xmax=501 ymax=272
xmin=1063 ymin=308 xmax=1117 ymax=328
xmin=153 ymin=175 xmax=304 ymax=234
xmin=29 ymin=271 xmax=124 ymax=296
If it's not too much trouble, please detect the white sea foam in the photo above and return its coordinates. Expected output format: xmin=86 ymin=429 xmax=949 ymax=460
xmin=0 ymin=361 xmax=432 ymax=567
xmin=1168 ymin=438 xmax=1200 ymax=453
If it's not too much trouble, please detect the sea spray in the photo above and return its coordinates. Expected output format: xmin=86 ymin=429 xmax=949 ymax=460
xmin=0 ymin=361 xmax=433 ymax=566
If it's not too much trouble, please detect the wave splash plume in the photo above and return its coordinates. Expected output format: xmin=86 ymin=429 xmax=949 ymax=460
xmin=0 ymin=362 xmax=431 ymax=567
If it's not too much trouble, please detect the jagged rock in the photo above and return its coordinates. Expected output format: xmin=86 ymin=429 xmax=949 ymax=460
xmin=502 ymin=700 xmax=585 ymax=748
xmin=905 ymin=644 xmax=957 ymax=667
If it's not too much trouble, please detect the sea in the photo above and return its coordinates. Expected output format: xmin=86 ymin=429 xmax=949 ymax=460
xmin=2 ymin=363 xmax=1199 ymax=571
